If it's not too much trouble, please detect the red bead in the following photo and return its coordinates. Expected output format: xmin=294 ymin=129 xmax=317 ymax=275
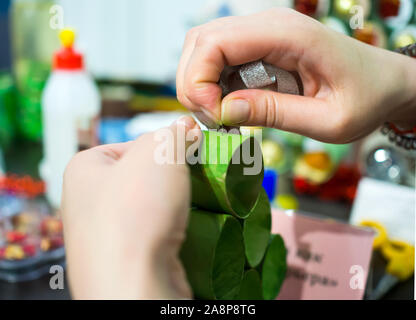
xmin=379 ymin=0 xmax=401 ymax=18
xmin=49 ymin=235 xmax=64 ymax=249
xmin=294 ymin=0 xmax=319 ymax=16
xmin=22 ymin=244 xmax=37 ymax=257
xmin=6 ymin=231 xmax=27 ymax=243
xmin=41 ymin=218 xmax=63 ymax=236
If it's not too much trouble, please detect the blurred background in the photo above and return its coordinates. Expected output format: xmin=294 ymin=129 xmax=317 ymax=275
xmin=0 ymin=0 xmax=414 ymax=299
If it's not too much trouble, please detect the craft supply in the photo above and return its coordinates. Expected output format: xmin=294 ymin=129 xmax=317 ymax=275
xmin=0 ymin=73 xmax=16 ymax=149
xmin=0 ymin=209 xmax=64 ymax=261
xmin=350 ymin=177 xmax=415 ymax=245
xmin=353 ymin=21 xmax=387 ymax=48
xmin=10 ymin=0 xmax=58 ymax=141
xmin=40 ymin=29 xmax=101 ymax=208
xmin=273 ymin=209 xmax=374 ymax=300
xmin=195 ymin=60 xmax=304 ymax=130
xmin=182 ymin=131 xmax=287 ymax=300
xmin=262 ymin=168 xmax=278 ymax=201
xmin=180 ymin=210 xmax=246 ymax=300
xmin=190 ymin=130 xmax=264 ymax=219
xmin=219 ymin=60 xmax=303 ymax=98
xmin=261 ymin=234 xmax=287 ymax=300
xmin=360 ymin=220 xmax=415 ymax=300
xmin=293 ymin=0 xmax=330 ymax=18
xmin=390 ymin=25 xmax=416 ymax=49
xmin=333 ymin=0 xmax=371 ymax=21
xmin=243 ymin=189 xmax=272 ymax=268
xmin=380 ymin=0 xmax=414 ymax=31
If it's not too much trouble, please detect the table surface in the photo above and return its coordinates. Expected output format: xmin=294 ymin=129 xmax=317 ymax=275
xmin=0 ymin=141 xmax=413 ymax=300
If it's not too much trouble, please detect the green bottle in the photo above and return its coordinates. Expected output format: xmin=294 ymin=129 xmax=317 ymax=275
xmin=10 ymin=0 xmax=59 ymax=141
xmin=0 ymin=72 xmax=16 ymax=149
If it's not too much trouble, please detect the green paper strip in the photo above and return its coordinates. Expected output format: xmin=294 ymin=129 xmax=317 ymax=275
xmin=180 ymin=209 xmax=245 ymax=300
xmin=262 ymin=234 xmax=287 ymax=300
xmin=243 ymin=188 xmax=272 ymax=268
xmin=190 ymin=130 xmax=264 ymax=219
xmin=236 ymin=269 xmax=264 ymax=300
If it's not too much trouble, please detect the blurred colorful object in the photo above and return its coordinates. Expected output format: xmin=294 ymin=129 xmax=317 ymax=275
xmin=0 ymin=174 xmax=45 ymax=198
xmin=0 ymin=180 xmax=64 ymax=282
xmin=353 ymin=21 xmax=387 ymax=48
xmin=10 ymin=0 xmax=59 ymax=141
xmin=390 ymin=24 xmax=416 ymax=49
xmin=379 ymin=0 xmax=401 ymax=18
xmin=333 ymin=0 xmax=371 ymax=20
xmin=0 ymin=73 xmax=16 ymax=149
xmin=294 ymin=151 xmax=335 ymax=184
xmin=359 ymin=220 xmax=415 ymax=300
xmin=0 ymin=210 xmax=64 ymax=262
xmin=333 ymin=0 xmax=355 ymax=17
xmin=261 ymin=139 xmax=284 ymax=169
xmin=293 ymin=164 xmax=361 ymax=203
xmin=262 ymin=168 xmax=278 ymax=201
xmin=364 ymin=147 xmax=408 ymax=185
xmin=275 ymin=194 xmax=299 ymax=210
xmin=294 ymin=0 xmax=330 ymax=18
xmin=320 ymin=16 xmax=350 ymax=35
xmin=381 ymin=0 xmax=414 ymax=30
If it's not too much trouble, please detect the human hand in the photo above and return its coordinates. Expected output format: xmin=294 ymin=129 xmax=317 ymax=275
xmin=177 ymin=8 xmax=416 ymax=143
xmin=61 ymin=116 xmax=201 ymax=299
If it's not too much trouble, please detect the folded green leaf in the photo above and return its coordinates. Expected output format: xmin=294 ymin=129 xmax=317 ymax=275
xmin=261 ymin=234 xmax=287 ymax=300
xmin=190 ymin=130 xmax=264 ymax=219
xmin=243 ymin=188 xmax=272 ymax=268
xmin=212 ymin=216 xmax=246 ymax=299
xmin=180 ymin=209 xmax=245 ymax=300
xmin=236 ymin=269 xmax=264 ymax=300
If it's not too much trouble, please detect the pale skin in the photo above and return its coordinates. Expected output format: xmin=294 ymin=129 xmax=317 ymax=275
xmin=63 ymin=9 xmax=416 ymax=299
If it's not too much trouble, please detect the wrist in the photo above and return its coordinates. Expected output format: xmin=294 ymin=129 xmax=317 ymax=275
xmin=386 ymin=53 xmax=416 ymax=128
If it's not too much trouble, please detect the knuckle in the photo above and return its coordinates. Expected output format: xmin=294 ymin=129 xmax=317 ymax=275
xmin=263 ymin=94 xmax=279 ymax=128
xmin=63 ymin=151 xmax=85 ymax=183
xmin=185 ymin=26 xmax=200 ymax=42
xmin=183 ymin=77 xmax=201 ymax=103
xmin=195 ymin=30 xmax=217 ymax=48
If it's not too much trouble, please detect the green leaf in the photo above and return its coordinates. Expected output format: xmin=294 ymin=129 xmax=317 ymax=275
xmin=243 ymin=188 xmax=271 ymax=268
xmin=262 ymin=234 xmax=287 ymax=300
xmin=179 ymin=210 xmax=222 ymax=299
xmin=180 ymin=210 xmax=245 ymax=300
xmin=236 ymin=269 xmax=264 ymax=300
xmin=212 ymin=216 xmax=246 ymax=300
xmin=190 ymin=131 xmax=264 ymax=219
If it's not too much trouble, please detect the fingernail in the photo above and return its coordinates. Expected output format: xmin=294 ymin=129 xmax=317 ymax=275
xmin=194 ymin=111 xmax=220 ymax=129
xmin=175 ymin=116 xmax=197 ymax=132
xmin=221 ymin=99 xmax=250 ymax=125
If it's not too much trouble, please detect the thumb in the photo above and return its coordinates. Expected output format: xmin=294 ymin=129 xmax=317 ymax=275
xmin=220 ymin=89 xmax=332 ymax=140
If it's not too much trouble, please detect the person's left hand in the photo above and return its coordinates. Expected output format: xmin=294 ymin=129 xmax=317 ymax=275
xmin=61 ymin=116 xmax=201 ymax=299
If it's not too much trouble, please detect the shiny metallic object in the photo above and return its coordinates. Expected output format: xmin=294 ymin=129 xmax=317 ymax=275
xmin=219 ymin=60 xmax=303 ymax=98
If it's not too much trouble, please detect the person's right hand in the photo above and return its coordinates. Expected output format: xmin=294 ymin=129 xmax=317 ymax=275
xmin=177 ymin=8 xmax=416 ymax=143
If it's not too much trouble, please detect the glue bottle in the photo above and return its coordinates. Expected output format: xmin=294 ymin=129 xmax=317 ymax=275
xmin=40 ymin=29 xmax=100 ymax=209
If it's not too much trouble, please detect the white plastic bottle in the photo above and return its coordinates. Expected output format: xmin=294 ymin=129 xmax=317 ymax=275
xmin=40 ymin=29 xmax=100 ymax=209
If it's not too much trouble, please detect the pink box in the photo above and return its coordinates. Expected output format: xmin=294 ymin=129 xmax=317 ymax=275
xmin=272 ymin=209 xmax=374 ymax=300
